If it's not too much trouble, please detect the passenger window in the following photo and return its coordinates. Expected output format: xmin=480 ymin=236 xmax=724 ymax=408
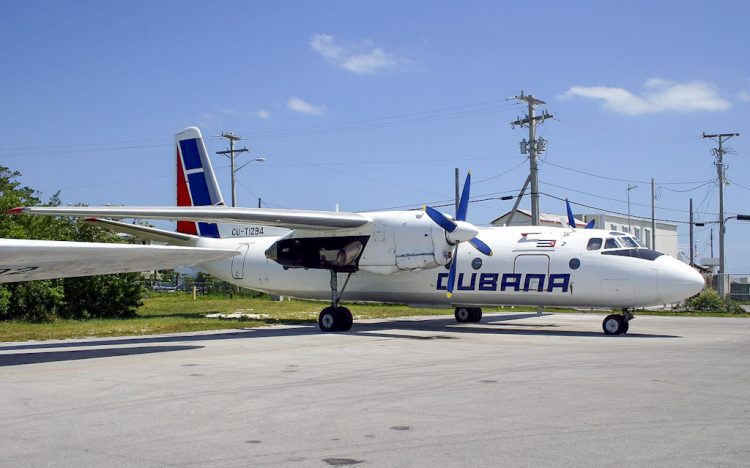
xmin=604 ymin=238 xmax=621 ymax=249
xmin=587 ymin=238 xmax=603 ymax=250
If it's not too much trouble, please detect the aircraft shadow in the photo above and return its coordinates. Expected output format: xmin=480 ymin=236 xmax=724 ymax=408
xmin=0 ymin=345 xmax=203 ymax=367
xmin=350 ymin=315 xmax=680 ymax=339
xmin=0 ymin=313 xmax=679 ymax=355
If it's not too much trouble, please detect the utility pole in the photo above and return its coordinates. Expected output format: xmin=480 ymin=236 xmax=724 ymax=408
xmin=651 ymin=178 xmax=656 ymax=250
xmin=627 ymin=184 xmax=638 ymax=233
xmin=216 ymin=132 xmax=249 ymax=207
xmin=703 ymin=131 xmax=740 ymax=299
xmin=512 ymin=92 xmax=552 ymax=226
xmin=689 ymin=198 xmax=694 ymax=267
xmin=505 ymin=175 xmax=531 ymax=226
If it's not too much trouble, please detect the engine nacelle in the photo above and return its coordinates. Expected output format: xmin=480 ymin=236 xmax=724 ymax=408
xmin=264 ymin=211 xmax=453 ymax=275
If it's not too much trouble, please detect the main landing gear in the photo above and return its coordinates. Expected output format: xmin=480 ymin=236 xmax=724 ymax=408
xmin=454 ymin=307 xmax=482 ymax=323
xmin=318 ymin=270 xmax=354 ymax=332
xmin=602 ymin=308 xmax=634 ymax=335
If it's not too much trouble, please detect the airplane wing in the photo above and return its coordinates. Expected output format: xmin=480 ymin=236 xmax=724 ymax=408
xmin=8 ymin=206 xmax=371 ymax=230
xmin=0 ymin=239 xmax=237 ymax=283
xmin=83 ymin=218 xmax=200 ymax=246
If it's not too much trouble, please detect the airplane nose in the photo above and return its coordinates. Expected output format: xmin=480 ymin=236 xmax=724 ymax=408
xmin=657 ymin=255 xmax=705 ymax=303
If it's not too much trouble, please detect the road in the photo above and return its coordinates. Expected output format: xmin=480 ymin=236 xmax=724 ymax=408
xmin=1 ymin=313 xmax=749 ymax=467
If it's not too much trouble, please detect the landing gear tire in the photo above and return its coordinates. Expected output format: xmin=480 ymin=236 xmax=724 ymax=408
xmin=602 ymin=314 xmax=626 ymax=335
xmin=455 ymin=307 xmax=471 ymax=323
xmin=455 ymin=307 xmax=482 ymax=323
xmin=318 ymin=306 xmax=353 ymax=332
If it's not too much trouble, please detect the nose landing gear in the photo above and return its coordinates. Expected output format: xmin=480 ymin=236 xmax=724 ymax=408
xmin=454 ymin=307 xmax=483 ymax=323
xmin=602 ymin=308 xmax=634 ymax=335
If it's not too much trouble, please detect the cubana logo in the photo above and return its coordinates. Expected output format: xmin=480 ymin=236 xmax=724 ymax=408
xmin=437 ymin=272 xmax=571 ymax=293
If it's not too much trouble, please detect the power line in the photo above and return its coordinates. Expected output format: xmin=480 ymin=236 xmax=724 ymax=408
xmin=0 ymin=138 xmax=168 ymax=153
xmin=0 ymin=99 xmax=521 ymax=155
xmin=543 ymin=160 xmax=712 ymax=186
xmin=660 ymin=181 xmax=715 ymax=193
xmin=0 ymin=142 xmax=171 ymax=158
xmin=364 ymin=189 xmax=522 ymax=212
xmin=552 ymin=119 xmax=698 ymax=144
xmin=254 ymin=153 xmax=525 ymax=168
xmin=235 ymin=100 xmax=521 ymax=140
xmin=473 ymin=159 xmax=529 ymax=184
xmin=541 ymin=192 xmax=693 ymax=225
xmin=538 ymin=179 xmax=712 ymax=216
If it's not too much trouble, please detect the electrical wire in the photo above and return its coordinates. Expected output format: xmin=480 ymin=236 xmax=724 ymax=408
xmin=473 ymin=159 xmax=529 ymax=185
xmin=231 ymin=100 xmax=521 ymax=140
xmin=540 ymin=192 xmax=692 ymax=225
xmin=539 ymin=179 xmax=707 ymax=215
xmin=543 ymin=160 xmax=713 ymax=186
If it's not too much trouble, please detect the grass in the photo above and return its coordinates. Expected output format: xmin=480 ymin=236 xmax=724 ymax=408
xmin=0 ymin=293 xmax=460 ymax=342
xmin=1 ymin=292 xmax=747 ymax=343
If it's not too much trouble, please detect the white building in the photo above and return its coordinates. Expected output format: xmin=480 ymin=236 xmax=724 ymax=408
xmin=491 ymin=209 xmax=588 ymax=229
xmin=491 ymin=209 xmax=679 ymax=258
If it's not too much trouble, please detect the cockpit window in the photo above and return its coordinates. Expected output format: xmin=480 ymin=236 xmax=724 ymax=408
xmin=604 ymin=238 xmax=621 ymax=249
xmin=620 ymin=237 xmax=639 ymax=248
xmin=587 ymin=238 xmax=603 ymax=250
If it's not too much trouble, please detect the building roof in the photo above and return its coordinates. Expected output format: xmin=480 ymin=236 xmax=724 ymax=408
xmin=491 ymin=209 xmax=587 ymax=227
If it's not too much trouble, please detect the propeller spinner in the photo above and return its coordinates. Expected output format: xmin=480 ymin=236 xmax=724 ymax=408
xmin=424 ymin=172 xmax=492 ymax=298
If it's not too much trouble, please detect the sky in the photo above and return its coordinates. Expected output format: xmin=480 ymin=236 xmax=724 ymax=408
xmin=1 ymin=0 xmax=749 ymax=272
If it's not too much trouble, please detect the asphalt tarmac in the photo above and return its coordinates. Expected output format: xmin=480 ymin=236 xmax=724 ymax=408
xmin=1 ymin=313 xmax=749 ymax=467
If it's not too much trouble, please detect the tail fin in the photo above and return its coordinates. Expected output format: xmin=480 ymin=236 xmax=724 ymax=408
xmin=175 ymin=127 xmax=224 ymax=238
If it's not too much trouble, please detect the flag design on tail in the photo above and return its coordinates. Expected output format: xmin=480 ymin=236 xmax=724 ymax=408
xmin=175 ymin=127 xmax=225 ymax=238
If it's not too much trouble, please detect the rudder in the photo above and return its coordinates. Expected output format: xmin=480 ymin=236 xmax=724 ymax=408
xmin=175 ymin=127 xmax=224 ymax=238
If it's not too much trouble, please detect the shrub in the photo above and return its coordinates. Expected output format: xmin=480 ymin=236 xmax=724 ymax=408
xmin=1 ymin=281 xmax=64 ymax=322
xmin=686 ymin=288 xmax=746 ymax=313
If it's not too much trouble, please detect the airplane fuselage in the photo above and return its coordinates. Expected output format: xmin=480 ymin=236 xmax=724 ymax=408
xmin=197 ymin=224 xmax=702 ymax=309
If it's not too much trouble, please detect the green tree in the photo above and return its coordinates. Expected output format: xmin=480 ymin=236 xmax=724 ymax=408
xmin=0 ymin=166 xmax=143 ymax=321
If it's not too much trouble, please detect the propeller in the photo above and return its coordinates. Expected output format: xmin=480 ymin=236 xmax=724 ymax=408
xmin=424 ymin=172 xmax=492 ymax=298
xmin=565 ymin=199 xmax=595 ymax=229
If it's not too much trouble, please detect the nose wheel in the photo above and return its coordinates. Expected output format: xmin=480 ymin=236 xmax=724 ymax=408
xmin=455 ymin=307 xmax=483 ymax=323
xmin=602 ymin=309 xmax=633 ymax=335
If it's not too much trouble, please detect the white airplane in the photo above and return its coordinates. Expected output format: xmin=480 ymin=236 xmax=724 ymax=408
xmin=0 ymin=127 xmax=704 ymax=335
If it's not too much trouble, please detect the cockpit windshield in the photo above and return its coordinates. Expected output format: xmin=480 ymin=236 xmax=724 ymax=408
xmin=619 ymin=237 xmax=639 ymax=248
xmin=604 ymin=238 xmax=621 ymax=249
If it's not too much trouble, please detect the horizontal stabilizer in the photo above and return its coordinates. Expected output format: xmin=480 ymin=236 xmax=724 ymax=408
xmin=9 ymin=206 xmax=371 ymax=230
xmin=0 ymin=239 xmax=236 ymax=283
xmin=84 ymin=218 xmax=199 ymax=246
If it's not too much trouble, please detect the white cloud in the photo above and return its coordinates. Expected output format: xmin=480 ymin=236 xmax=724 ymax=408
xmin=255 ymin=109 xmax=271 ymax=120
xmin=561 ymin=79 xmax=732 ymax=115
xmin=287 ymin=97 xmax=324 ymax=116
xmin=310 ymin=33 xmax=401 ymax=74
xmin=739 ymin=89 xmax=750 ymax=102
